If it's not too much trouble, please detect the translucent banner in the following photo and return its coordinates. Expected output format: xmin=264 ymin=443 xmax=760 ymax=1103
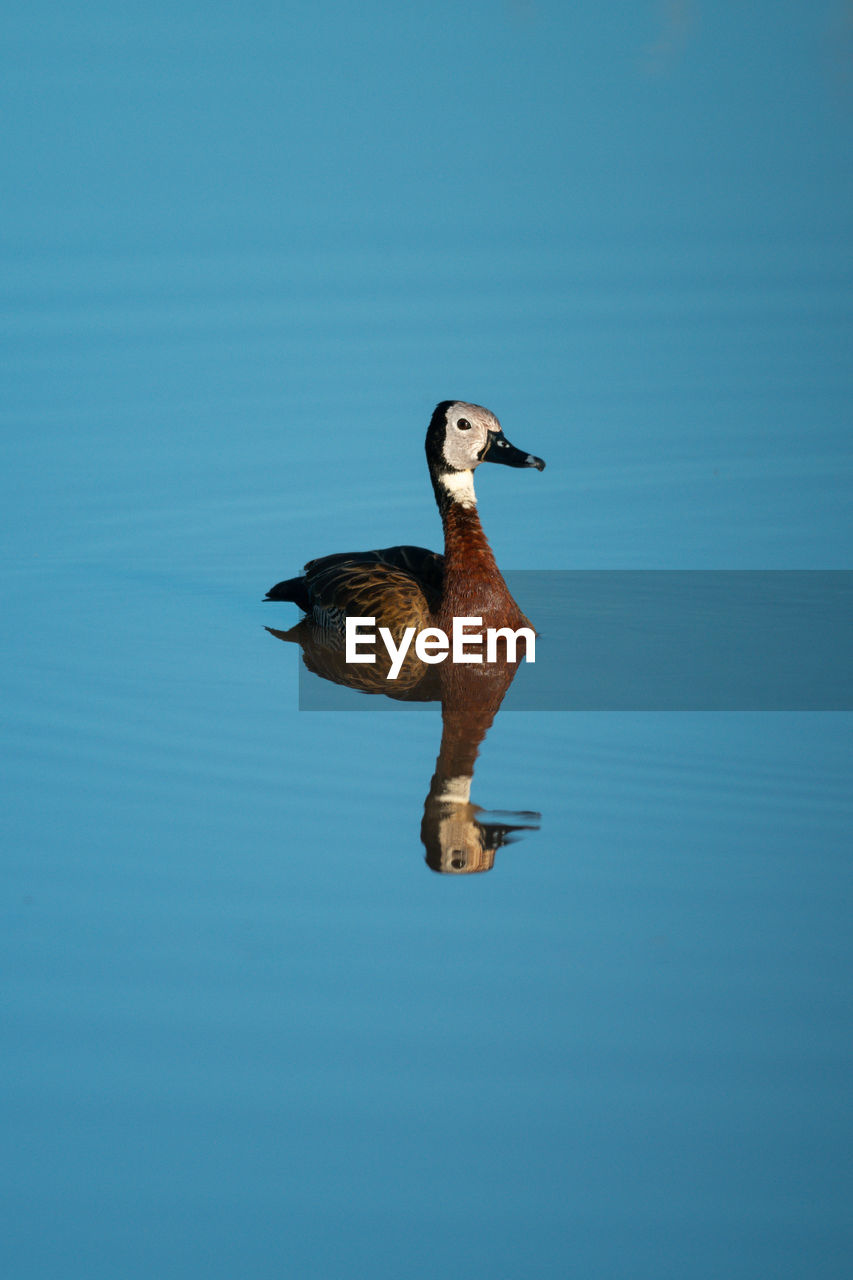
xmin=289 ymin=571 xmax=853 ymax=710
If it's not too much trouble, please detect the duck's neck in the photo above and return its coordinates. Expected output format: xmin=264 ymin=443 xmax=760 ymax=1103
xmin=435 ymin=480 xmax=525 ymax=630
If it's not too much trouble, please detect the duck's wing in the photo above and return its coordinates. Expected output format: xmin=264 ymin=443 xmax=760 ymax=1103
xmin=305 ymin=557 xmax=439 ymax=636
xmin=305 ymin=545 xmax=443 ymax=622
xmin=265 ymin=545 xmax=444 ymax=619
xmin=305 ymin=545 xmax=443 ymax=593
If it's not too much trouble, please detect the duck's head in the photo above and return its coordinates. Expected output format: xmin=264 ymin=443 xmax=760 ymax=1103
xmin=426 ymin=400 xmax=546 ymax=509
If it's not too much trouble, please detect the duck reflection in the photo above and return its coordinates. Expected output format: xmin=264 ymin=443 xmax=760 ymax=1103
xmin=419 ymin=659 xmax=540 ymax=874
xmin=264 ymin=400 xmax=545 ymax=874
xmin=266 ymin=620 xmax=540 ymax=873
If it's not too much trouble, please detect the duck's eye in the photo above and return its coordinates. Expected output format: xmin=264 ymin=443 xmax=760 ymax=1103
xmin=456 ymin=418 xmax=471 ymax=430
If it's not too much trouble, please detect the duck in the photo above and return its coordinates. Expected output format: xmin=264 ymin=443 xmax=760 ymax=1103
xmin=264 ymin=400 xmax=546 ymax=639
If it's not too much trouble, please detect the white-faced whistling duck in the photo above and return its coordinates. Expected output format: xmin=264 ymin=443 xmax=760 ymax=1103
xmin=264 ymin=400 xmax=546 ymax=637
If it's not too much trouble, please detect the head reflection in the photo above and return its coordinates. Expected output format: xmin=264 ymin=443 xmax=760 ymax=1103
xmin=421 ymin=787 xmax=539 ymax=875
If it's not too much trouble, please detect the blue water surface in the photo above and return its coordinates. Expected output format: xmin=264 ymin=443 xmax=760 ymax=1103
xmin=2 ymin=4 xmax=852 ymax=1278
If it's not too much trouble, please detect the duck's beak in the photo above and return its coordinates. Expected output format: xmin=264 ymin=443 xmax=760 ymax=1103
xmin=479 ymin=429 xmax=546 ymax=471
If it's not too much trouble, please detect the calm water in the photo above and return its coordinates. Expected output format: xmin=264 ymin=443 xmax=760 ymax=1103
xmin=3 ymin=4 xmax=852 ymax=1278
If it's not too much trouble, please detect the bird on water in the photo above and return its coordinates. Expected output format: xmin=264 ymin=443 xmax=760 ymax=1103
xmin=264 ymin=400 xmax=546 ymax=639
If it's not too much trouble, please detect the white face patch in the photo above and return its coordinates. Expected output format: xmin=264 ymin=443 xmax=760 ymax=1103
xmin=441 ymin=401 xmax=502 ymax=474
xmin=439 ymin=469 xmax=477 ymax=508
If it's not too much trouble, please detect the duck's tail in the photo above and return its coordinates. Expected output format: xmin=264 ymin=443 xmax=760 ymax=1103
xmin=263 ymin=576 xmax=309 ymax=609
